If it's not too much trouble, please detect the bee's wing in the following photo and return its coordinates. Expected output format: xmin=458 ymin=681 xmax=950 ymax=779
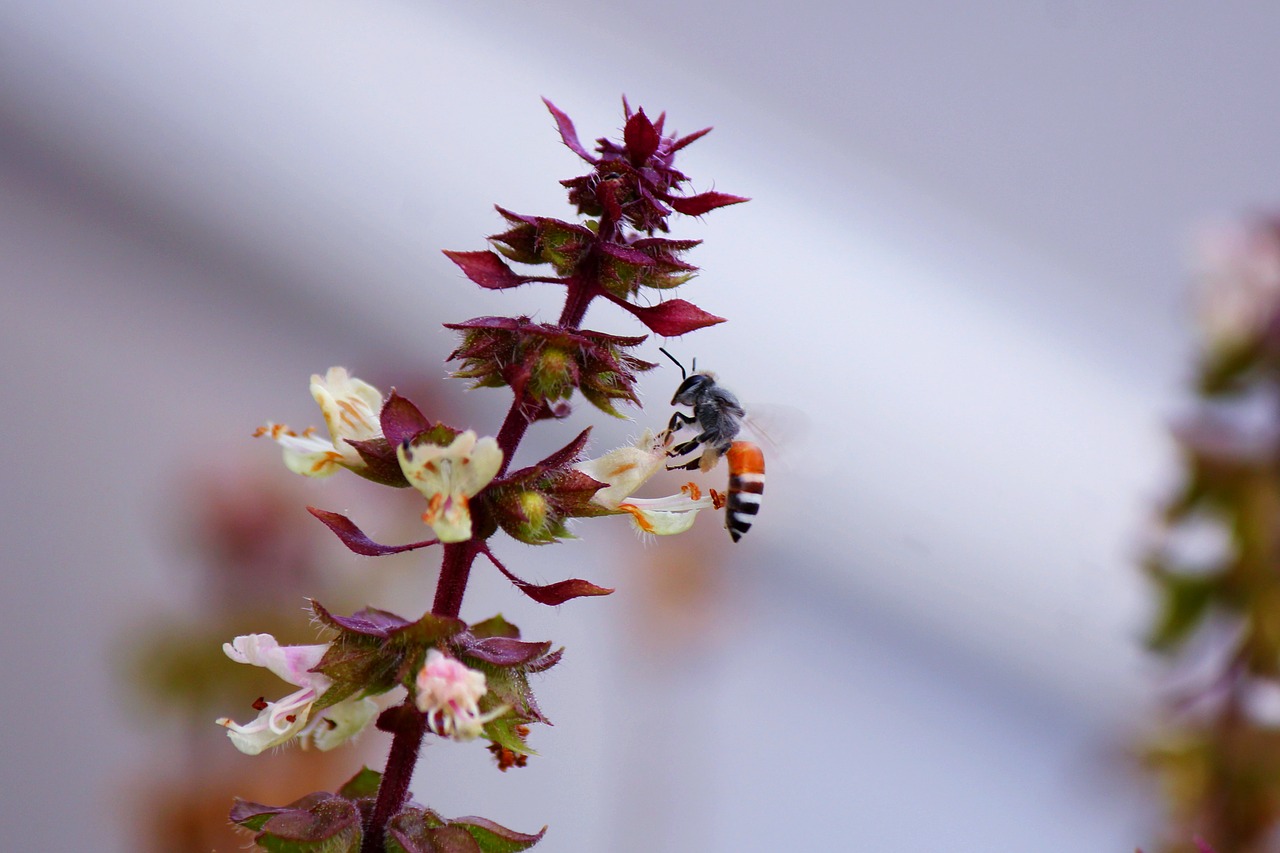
xmin=741 ymin=403 xmax=809 ymax=468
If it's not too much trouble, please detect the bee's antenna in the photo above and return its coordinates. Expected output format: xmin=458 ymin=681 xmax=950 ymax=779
xmin=659 ymin=347 xmax=688 ymax=380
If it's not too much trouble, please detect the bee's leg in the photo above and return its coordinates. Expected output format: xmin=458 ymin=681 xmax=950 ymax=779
xmin=667 ymin=432 xmax=710 ymax=458
xmin=667 ymin=411 xmax=697 ymax=432
xmin=665 ymin=456 xmax=702 ymax=472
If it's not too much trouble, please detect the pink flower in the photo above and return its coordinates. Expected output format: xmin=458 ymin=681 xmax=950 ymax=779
xmin=414 ymin=649 xmax=506 ymax=741
xmin=215 ymin=633 xmax=376 ymax=755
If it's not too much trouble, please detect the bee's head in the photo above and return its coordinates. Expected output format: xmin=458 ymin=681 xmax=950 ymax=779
xmin=671 ymin=372 xmax=716 ymax=406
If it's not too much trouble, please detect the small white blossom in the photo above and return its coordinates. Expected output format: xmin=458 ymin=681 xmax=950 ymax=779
xmin=575 ymin=429 xmax=714 ymax=535
xmin=215 ymin=633 xmax=377 ymax=755
xmin=256 ymin=367 xmax=384 ymax=478
xmin=1196 ymin=222 xmax=1280 ymax=350
xmin=415 ymin=649 xmax=507 ymax=740
xmin=397 ymin=431 xmax=503 ymax=543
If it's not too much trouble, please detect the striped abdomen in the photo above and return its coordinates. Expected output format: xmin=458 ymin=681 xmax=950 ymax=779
xmin=725 ymin=441 xmax=765 ymax=542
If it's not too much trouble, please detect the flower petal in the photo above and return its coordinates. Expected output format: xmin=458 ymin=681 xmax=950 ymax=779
xmin=223 ymin=634 xmax=329 ymax=689
xmin=398 ymin=431 xmax=503 ymax=543
xmin=217 ymin=684 xmax=316 ymax=755
xmin=619 ymin=503 xmax=702 ymax=535
xmin=220 ymin=711 xmax=309 ymax=755
xmin=575 ymin=430 xmax=668 ymax=508
xmin=308 ymin=697 xmax=379 ymax=751
xmin=313 ymin=367 xmax=383 ymax=449
xmin=618 ymin=487 xmax=715 ymax=535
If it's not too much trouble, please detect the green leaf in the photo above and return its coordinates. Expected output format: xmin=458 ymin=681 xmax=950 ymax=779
xmin=482 ymin=713 xmax=537 ymax=758
xmin=391 ymin=611 xmax=470 ymax=649
xmin=336 ymin=766 xmax=382 ymax=800
xmin=231 ymin=799 xmax=284 ymax=831
xmin=1148 ymin=570 xmax=1222 ymax=652
xmin=451 ymin=816 xmax=546 ymax=853
xmin=388 ymin=810 xmax=482 ymax=853
xmin=252 ymin=797 xmax=362 ymax=852
xmin=469 ymin=615 xmax=521 ymax=640
xmin=388 ymin=808 xmax=542 ymax=853
xmin=1198 ymin=338 xmax=1262 ymax=396
xmin=314 ymin=643 xmax=400 ymax=709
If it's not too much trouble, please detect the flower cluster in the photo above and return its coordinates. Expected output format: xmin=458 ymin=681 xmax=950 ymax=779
xmin=553 ymin=98 xmax=743 ymax=234
xmin=220 ymin=98 xmax=746 ymax=851
xmin=444 ymin=98 xmax=743 ymax=337
xmin=1195 ymin=218 xmax=1280 ymax=355
xmin=446 ymin=316 xmax=653 ymax=418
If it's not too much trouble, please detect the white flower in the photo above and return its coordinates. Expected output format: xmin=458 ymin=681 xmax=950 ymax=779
xmin=397 ymin=431 xmax=503 ymax=543
xmin=1196 ymin=221 xmax=1280 ymax=350
xmin=415 ymin=649 xmax=506 ymax=741
xmin=575 ymin=430 xmax=715 ymax=535
xmin=255 ymin=367 xmax=384 ymax=478
xmin=215 ymin=633 xmax=377 ymax=755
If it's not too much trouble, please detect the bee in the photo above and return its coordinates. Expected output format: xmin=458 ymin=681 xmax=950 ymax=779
xmin=660 ymin=348 xmax=765 ymax=543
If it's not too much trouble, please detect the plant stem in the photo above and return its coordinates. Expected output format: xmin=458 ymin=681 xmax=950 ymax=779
xmin=362 ymin=700 xmax=428 ymax=853
xmin=363 ymin=542 xmax=481 ymax=850
xmin=494 ymin=395 xmax=541 ymax=479
xmin=432 ymin=540 xmax=481 ymax=618
xmin=367 ymin=239 xmax=604 ymax=850
xmin=558 ymin=274 xmax=596 ymax=329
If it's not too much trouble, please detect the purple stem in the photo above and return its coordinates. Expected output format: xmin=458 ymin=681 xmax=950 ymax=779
xmin=361 ymin=703 xmax=428 ymax=853
xmin=365 ymin=190 xmax=617 ymax=851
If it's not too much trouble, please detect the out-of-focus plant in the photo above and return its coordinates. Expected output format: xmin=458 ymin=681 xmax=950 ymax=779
xmin=1145 ymin=219 xmax=1280 ymax=853
xmin=125 ymin=467 xmax=354 ymax=852
xmin=218 ymin=98 xmax=747 ymax=851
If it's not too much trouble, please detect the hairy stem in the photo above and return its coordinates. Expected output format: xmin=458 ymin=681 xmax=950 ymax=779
xmin=367 ymin=212 xmax=608 ymax=850
xmin=362 ymin=701 xmax=428 ymax=853
xmin=432 ymin=539 xmax=482 ymax=619
xmin=364 ymin=542 xmax=480 ymax=850
xmin=494 ymin=395 xmax=542 ymax=479
xmin=557 ymin=275 xmax=596 ymax=328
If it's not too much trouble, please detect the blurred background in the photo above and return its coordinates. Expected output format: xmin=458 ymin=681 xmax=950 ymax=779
xmin=5 ymin=1 xmax=1279 ymax=849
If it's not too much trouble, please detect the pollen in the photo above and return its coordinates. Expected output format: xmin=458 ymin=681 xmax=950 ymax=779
xmin=422 ymin=492 xmax=446 ymax=524
xmin=709 ymin=488 xmax=726 ymax=510
xmin=681 ymin=482 xmax=703 ymax=501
